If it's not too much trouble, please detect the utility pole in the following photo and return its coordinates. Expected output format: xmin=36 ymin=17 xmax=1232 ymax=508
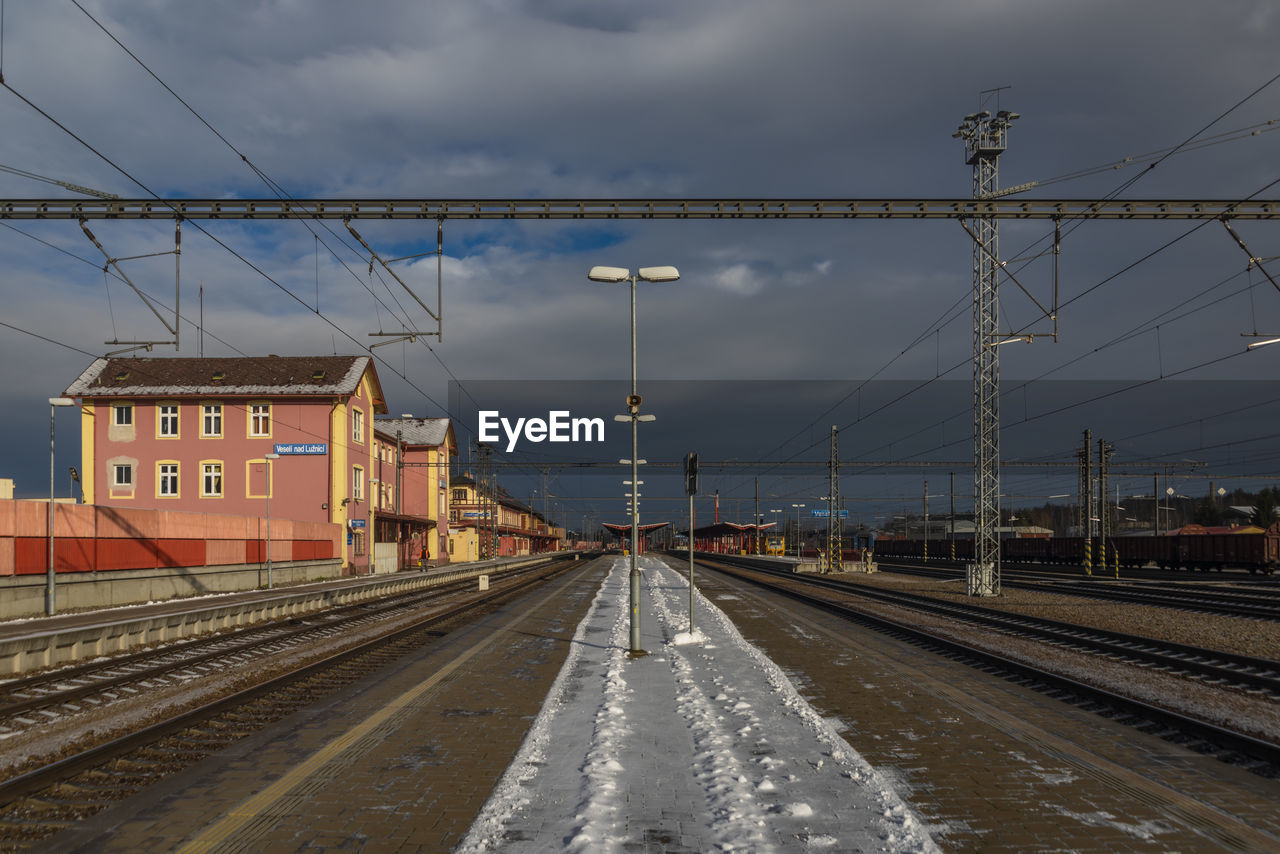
xmin=754 ymin=476 xmax=760 ymax=556
xmin=1098 ymin=439 xmax=1115 ymax=577
xmin=826 ymin=426 xmax=842 ymax=573
xmin=1078 ymin=430 xmax=1093 ymax=575
xmin=949 ymin=471 xmax=956 ymax=560
xmin=923 ymin=478 xmax=929 ymax=563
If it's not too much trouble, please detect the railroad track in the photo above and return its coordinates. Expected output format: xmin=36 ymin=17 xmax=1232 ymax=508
xmin=0 ymin=555 xmax=595 ymax=849
xmin=878 ymin=559 xmax=1280 ymax=621
xmin=0 ymin=560 xmax=559 ymax=741
xmin=685 ymin=555 xmax=1280 ymax=773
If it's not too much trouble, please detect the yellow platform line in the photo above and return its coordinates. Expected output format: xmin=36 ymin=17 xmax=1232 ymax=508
xmin=176 ymin=580 xmax=571 ymax=854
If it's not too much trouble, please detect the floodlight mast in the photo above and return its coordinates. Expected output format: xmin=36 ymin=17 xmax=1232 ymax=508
xmin=954 ymin=103 xmax=1020 ymax=597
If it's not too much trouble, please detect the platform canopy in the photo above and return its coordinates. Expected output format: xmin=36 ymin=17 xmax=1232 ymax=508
xmin=681 ymin=522 xmax=776 ymax=538
xmin=601 ymin=522 xmax=670 ymax=538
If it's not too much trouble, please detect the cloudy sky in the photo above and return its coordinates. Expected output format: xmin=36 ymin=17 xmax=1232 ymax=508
xmin=2 ymin=1 xmax=1278 ymax=525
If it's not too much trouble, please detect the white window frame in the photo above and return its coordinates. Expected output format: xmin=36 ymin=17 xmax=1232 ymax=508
xmin=158 ymin=403 xmax=180 ymax=438
xmin=113 ymin=404 xmax=133 ymax=426
xmin=158 ymin=462 xmax=179 ymax=497
xmin=202 ymin=403 xmax=223 ymax=438
xmin=352 ymin=408 xmax=365 ymax=444
xmin=249 ymin=403 xmax=271 ymax=437
xmin=201 ymin=462 xmax=224 ymax=498
xmin=352 ymin=465 xmax=364 ymax=501
xmin=113 ymin=464 xmax=133 ymax=487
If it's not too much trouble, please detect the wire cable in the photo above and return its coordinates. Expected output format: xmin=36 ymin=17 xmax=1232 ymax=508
xmin=67 ymin=0 xmax=484 ymax=417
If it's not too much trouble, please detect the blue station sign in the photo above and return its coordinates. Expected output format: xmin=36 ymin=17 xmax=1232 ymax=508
xmin=274 ymin=443 xmax=328 ymax=455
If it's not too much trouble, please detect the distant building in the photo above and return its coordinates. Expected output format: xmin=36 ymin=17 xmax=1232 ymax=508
xmin=372 ymin=417 xmax=456 ymax=568
xmin=447 ymin=473 xmax=561 ymax=560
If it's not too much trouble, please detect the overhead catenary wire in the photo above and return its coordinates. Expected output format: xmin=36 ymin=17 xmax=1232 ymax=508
xmin=0 ymin=219 xmax=249 ymax=358
xmin=65 ymin=0 xmax=483 ymax=418
xmin=0 ymin=73 xmax=464 ymax=425
xmin=748 ymin=70 xmax=1280 ymax=489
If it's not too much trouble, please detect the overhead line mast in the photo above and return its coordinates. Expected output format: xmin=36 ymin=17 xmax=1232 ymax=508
xmin=955 ymin=102 xmax=1021 ymax=597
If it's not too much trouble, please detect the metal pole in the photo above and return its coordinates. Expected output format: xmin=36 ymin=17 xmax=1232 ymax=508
xmin=949 ymin=471 xmax=956 ymax=560
xmin=688 ymin=491 xmax=695 ymax=635
xmin=265 ymin=452 xmax=279 ymax=588
xmin=629 ymin=274 xmax=641 ymax=654
xmin=46 ymin=401 xmax=55 ymax=616
xmin=45 ymin=398 xmax=75 ymax=615
xmin=1154 ymin=473 xmax=1159 ymax=537
xmin=368 ymin=479 xmax=377 ymax=575
xmin=754 ymin=476 xmax=759 ymax=555
xmin=266 ymin=482 xmax=272 ymax=588
xmin=923 ymin=479 xmax=929 ymax=562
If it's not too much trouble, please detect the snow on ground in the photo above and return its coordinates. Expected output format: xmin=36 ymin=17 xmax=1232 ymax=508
xmin=457 ymin=557 xmax=939 ymax=853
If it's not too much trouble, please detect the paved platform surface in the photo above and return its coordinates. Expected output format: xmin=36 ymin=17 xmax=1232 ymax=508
xmin=684 ymin=558 xmax=1280 ymax=853
xmin=45 ymin=558 xmax=610 ymax=853
xmin=34 ymin=553 xmax=1280 ymax=853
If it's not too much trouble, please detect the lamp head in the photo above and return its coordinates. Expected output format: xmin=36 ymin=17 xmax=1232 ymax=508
xmin=638 ymin=265 xmax=680 ymax=283
xmin=588 ymin=266 xmax=630 ymax=283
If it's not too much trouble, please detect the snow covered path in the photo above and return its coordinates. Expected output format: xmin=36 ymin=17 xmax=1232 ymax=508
xmin=457 ymin=557 xmax=939 ymax=853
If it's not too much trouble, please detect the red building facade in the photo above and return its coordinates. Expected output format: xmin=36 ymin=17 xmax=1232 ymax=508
xmin=66 ymin=355 xmax=388 ymax=572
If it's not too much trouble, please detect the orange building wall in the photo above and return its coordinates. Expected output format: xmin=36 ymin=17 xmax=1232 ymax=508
xmin=0 ymin=499 xmax=339 ymax=575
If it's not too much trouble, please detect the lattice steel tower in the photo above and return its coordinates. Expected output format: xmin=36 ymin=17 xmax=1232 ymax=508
xmin=955 ymin=103 xmax=1019 ymax=596
xmin=825 ymin=425 xmax=842 ymax=573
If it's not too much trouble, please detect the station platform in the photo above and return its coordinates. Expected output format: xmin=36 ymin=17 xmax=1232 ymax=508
xmin=43 ymin=556 xmax=933 ymax=853
xmin=36 ymin=555 xmax=1280 ymax=852
xmin=0 ymin=553 xmax=560 ymax=675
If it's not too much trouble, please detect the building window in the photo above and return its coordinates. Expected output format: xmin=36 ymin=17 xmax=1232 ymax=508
xmin=158 ymin=462 xmax=179 ymax=497
xmin=352 ymin=408 xmax=364 ymax=444
xmin=453 ymin=488 xmax=468 ymax=502
xmin=450 ymin=509 xmax=459 ymax=522
xmin=158 ymin=404 xmax=179 ymax=437
xmin=113 ymin=464 xmax=133 ymax=487
xmin=201 ymin=462 xmax=223 ymax=497
xmin=202 ymin=404 xmax=223 ymax=437
xmin=249 ymin=403 xmax=271 ymax=437
xmin=114 ymin=404 xmax=133 ymax=426
xmin=353 ymin=531 xmax=365 ymax=556
xmin=353 ymin=466 xmax=364 ymax=501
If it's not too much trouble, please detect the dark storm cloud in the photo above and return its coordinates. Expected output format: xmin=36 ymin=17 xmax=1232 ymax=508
xmin=1 ymin=1 xmax=1279 ymax=515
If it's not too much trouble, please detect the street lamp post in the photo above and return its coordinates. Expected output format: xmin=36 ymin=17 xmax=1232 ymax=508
xmin=590 ymin=264 xmax=679 ymax=656
xmin=47 ymin=397 xmax=76 ymax=616
xmin=368 ymin=478 xmax=380 ymax=575
xmin=264 ymin=452 xmax=280 ymax=588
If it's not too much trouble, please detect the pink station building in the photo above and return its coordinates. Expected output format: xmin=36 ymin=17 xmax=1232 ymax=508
xmin=63 ymin=355 xmax=455 ymax=573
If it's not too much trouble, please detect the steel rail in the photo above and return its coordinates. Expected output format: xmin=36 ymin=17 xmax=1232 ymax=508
xmin=688 ymin=556 xmax=1280 ymax=768
xmin=1 ymin=197 xmax=1279 ymax=220
xmin=0 ymin=562 xmax=553 ymax=722
xmin=708 ymin=557 xmax=1280 ymax=694
xmin=0 ymin=554 xmax=592 ymax=809
xmin=879 ymin=559 xmax=1280 ymax=620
